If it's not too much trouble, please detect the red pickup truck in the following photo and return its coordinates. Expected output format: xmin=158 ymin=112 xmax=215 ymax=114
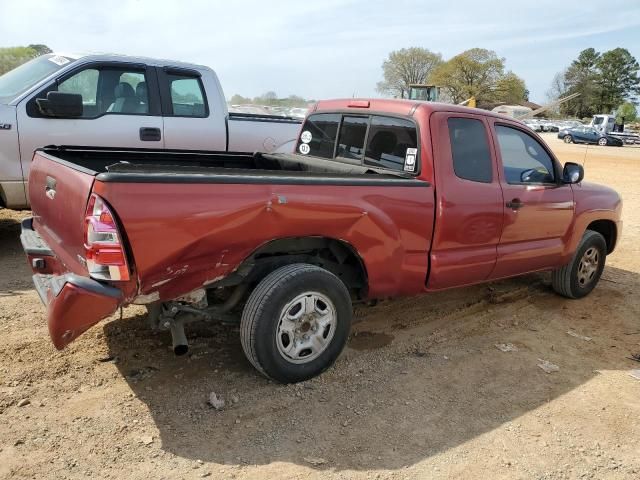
xmin=21 ymin=99 xmax=622 ymax=383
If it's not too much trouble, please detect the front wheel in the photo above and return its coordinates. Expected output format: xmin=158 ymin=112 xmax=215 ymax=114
xmin=564 ymin=135 xmax=573 ymax=144
xmin=551 ymin=230 xmax=606 ymax=299
xmin=598 ymin=137 xmax=608 ymax=146
xmin=240 ymin=264 xmax=352 ymax=383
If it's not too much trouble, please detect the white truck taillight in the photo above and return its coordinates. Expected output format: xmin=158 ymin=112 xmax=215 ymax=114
xmin=84 ymin=194 xmax=130 ymax=281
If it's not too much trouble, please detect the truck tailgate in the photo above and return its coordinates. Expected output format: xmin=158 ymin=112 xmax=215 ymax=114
xmin=28 ymin=151 xmax=95 ymax=275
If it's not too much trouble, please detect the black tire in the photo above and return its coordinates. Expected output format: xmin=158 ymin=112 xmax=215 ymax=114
xmin=563 ymin=135 xmax=573 ymax=144
xmin=551 ymin=230 xmax=607 ymax=299
xmin=598 ymin=137 xmax=608 ymax=146
xmin=240 ymin=263 xmax=352 ymax=383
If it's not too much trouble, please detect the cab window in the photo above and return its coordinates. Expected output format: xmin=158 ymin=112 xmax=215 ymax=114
xmin=337 ymin=116 xmax=368 ymax=161
xmin=447 ymin=118 xmax=493 ymax=183
xmin=297 ymin=113 xmax=418 ymax=173
xmin=165 ymin=74 xmax=207 ymax=117
xmin=297 ymin=113 xmax=341 ymax=158
xmin=496 ymin=125 xmax=555 ymax=184
xmin=365 ymin=116 xmax=417 ymax=172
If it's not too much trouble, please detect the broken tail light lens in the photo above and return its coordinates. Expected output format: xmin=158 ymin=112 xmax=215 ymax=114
xmin=84 ymin=194 xmax=130 ymax=281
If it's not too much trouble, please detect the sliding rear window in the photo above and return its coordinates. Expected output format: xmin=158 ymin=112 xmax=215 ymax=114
xmin=296 ymin=113 xmax=419 ymax=173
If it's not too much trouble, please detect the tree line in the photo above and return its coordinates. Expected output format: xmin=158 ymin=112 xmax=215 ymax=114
xmin=548 ymin=47 xmax=639 ymax=121
xmin=2 ymin=43 xmax=637 ymax=121
xmin=0 ymin=44 xmax=52 ymax=75
xmin=229 ymin=92 xmax=314 ymax=108
xmin=376 ymin=47 xmax=528 ymax=106
xmin=377 ymin=46 xmax=639 ymax=121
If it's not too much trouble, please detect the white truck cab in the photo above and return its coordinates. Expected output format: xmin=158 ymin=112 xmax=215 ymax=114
xmin=590 ymin=114 xmax=640 ymax=145
xmin=0 ymin=53 xmax=301 ymax=208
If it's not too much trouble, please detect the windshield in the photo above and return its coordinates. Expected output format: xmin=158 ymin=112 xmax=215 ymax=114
xmin=0 ymin=54 xmax=75 ymax=104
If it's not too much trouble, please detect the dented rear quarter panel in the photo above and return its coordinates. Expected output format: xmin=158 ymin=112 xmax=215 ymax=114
xmin=93 ymin=180 xmax=436 ymax=302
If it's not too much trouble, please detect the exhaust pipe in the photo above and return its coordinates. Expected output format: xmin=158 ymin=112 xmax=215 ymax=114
xmin=169 ymin=317 xmax=189 ymax=356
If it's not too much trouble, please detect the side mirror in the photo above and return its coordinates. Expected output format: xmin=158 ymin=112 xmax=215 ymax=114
xmin=562 ymin=162 xmax=584 ymax=184
xmin=36 ymin=91 xmax=83 ymax=118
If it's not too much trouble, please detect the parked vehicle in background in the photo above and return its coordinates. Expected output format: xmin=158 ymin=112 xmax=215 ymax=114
xmin=0 ymin=53 xmax=302 ymax=209
xmin=590 ymin=114 xmax=640 ymax=144
xmin=21 ymin=98 xmax=622 ymax=383
xmin=538 ymin=120 xmax=559 ymax=132
xmin=559 ymin=126 xmax=624 ymax=146
xmin=288 ymin=107 xmax=309 ymax=119
xmin=522 ymin=119 xmax=543 ymax=132
xmin=557 ymin=120 xmax=583 ymax=131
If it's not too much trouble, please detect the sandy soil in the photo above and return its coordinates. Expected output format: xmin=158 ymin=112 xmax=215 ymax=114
xmin=1 ymin=135 xmax=639 ymax=479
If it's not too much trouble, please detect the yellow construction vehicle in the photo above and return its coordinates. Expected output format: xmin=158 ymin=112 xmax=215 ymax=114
xmin=407 ymin=84 xmax=440 ymax=102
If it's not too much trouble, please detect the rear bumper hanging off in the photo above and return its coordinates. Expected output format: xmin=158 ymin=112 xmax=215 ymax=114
xmin=21 ymin=217 xmax=123 ymax=349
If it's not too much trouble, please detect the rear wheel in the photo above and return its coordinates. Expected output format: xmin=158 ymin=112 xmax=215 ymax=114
xmin=240 ymin=264 xmax=352 ymax=383
xmin=563 ymin=135 xmax=573 ymax=144
xmin=598 ymin=137 xmax=608 ymax=146
xmin=551 ymin=230 xmax=606 ymax=299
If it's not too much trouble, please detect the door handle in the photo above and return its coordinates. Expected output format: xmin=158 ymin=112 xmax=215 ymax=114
xmin=506 ymin=198 xmax=524 ymax=210
xmin=140 ymin=127 xmax=161 ymax=141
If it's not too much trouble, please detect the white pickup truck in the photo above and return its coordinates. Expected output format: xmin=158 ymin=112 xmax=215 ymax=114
xmin=0 ymin=53 xmax=302 ymax=208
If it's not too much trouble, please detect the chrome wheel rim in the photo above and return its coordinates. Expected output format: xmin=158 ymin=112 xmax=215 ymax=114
xmin=564 ymin=136 xmax=572 ymax=143
xmin=577 ymin=247 xmax=599 ymax=287
xmin=598 ymin=138 xmax=607 ymax=146
xmin=276 ymin=292 xmax=337 ymax=364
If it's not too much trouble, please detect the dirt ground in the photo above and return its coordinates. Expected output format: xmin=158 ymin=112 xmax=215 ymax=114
xmin=1 ymin=135 xmax=639 ymax=480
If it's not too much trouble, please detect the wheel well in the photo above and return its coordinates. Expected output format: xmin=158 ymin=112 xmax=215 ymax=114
xmin=218 ymin=237 xmax=368 ymax=297
xmin=587 ymin=220 xmax=617 ymax=253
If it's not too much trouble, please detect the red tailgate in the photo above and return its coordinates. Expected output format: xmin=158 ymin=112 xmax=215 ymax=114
xmin=28 ymin=151 xmax=95 ymax=275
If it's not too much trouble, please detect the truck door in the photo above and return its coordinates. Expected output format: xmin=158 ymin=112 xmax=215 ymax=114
xmin=0 ymin=104 xmax=26 ymax=207
xmin=427 ymin=112 xmax=504 ymax=290
xmin=158 ymin=68 xmax=226 ymax=151
xmin=488 ymin=120 xmax=574 ymax=278
xmin=16 ymin=62 xmax=164 ymax=198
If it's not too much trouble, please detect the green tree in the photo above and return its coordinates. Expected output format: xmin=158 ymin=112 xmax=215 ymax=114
xmin=430 ymin=48 xmax=525 ymax=104
xmin=563 ymin=48 xmax=601 ymax=117
xmin=615 ymin=102 xmax=637 ymax=123
xmin=229 ymin=94 xmax=251 ymax=104
xmin=596 ymin=48 xmax=640 ymax=112
xmin=494 ymin=71 xmax=527 ymax=104
xmin=376 ymin=47 xmax=443 ymax=98
xmin=550 ymin=47 xmax=640 ymax=117
xmin=28 ymin=44 xmax=52 ymax=56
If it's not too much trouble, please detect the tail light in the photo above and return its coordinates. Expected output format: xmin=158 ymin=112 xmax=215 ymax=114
xmin=84 ymin=194 xmax=130 ymax=281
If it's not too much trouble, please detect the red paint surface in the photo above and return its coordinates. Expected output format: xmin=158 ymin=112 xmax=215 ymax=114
xmin=46 ymin=281 xmax=120 ymax=349
xmin=25 ymin=99 xmax=623 ymax=350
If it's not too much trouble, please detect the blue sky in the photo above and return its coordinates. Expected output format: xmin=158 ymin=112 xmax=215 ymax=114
xmin=1 ymin=0 xmax=639 ymax=103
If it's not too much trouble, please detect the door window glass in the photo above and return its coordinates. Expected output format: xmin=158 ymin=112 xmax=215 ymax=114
xmin=447 ymin=118 xmax=493 ymax=183
xmin=58 ymin=69 xmax=98 ymax=118
xmin=166 ymin=75 xmax=206 ymax=117
xmin=496 ymin=125 xmax=555 ymax=184
xmin=365 ymin=116 xmax=418 ymax=172
xmin=57 ymin=68 xmax=148 ymax=117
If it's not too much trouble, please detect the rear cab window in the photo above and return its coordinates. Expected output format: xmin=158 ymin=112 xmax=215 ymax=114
xmin=166 ymin=74 xmax=207 ymax=117
xmin=296 ymin=113 xmax=419 ymax=174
